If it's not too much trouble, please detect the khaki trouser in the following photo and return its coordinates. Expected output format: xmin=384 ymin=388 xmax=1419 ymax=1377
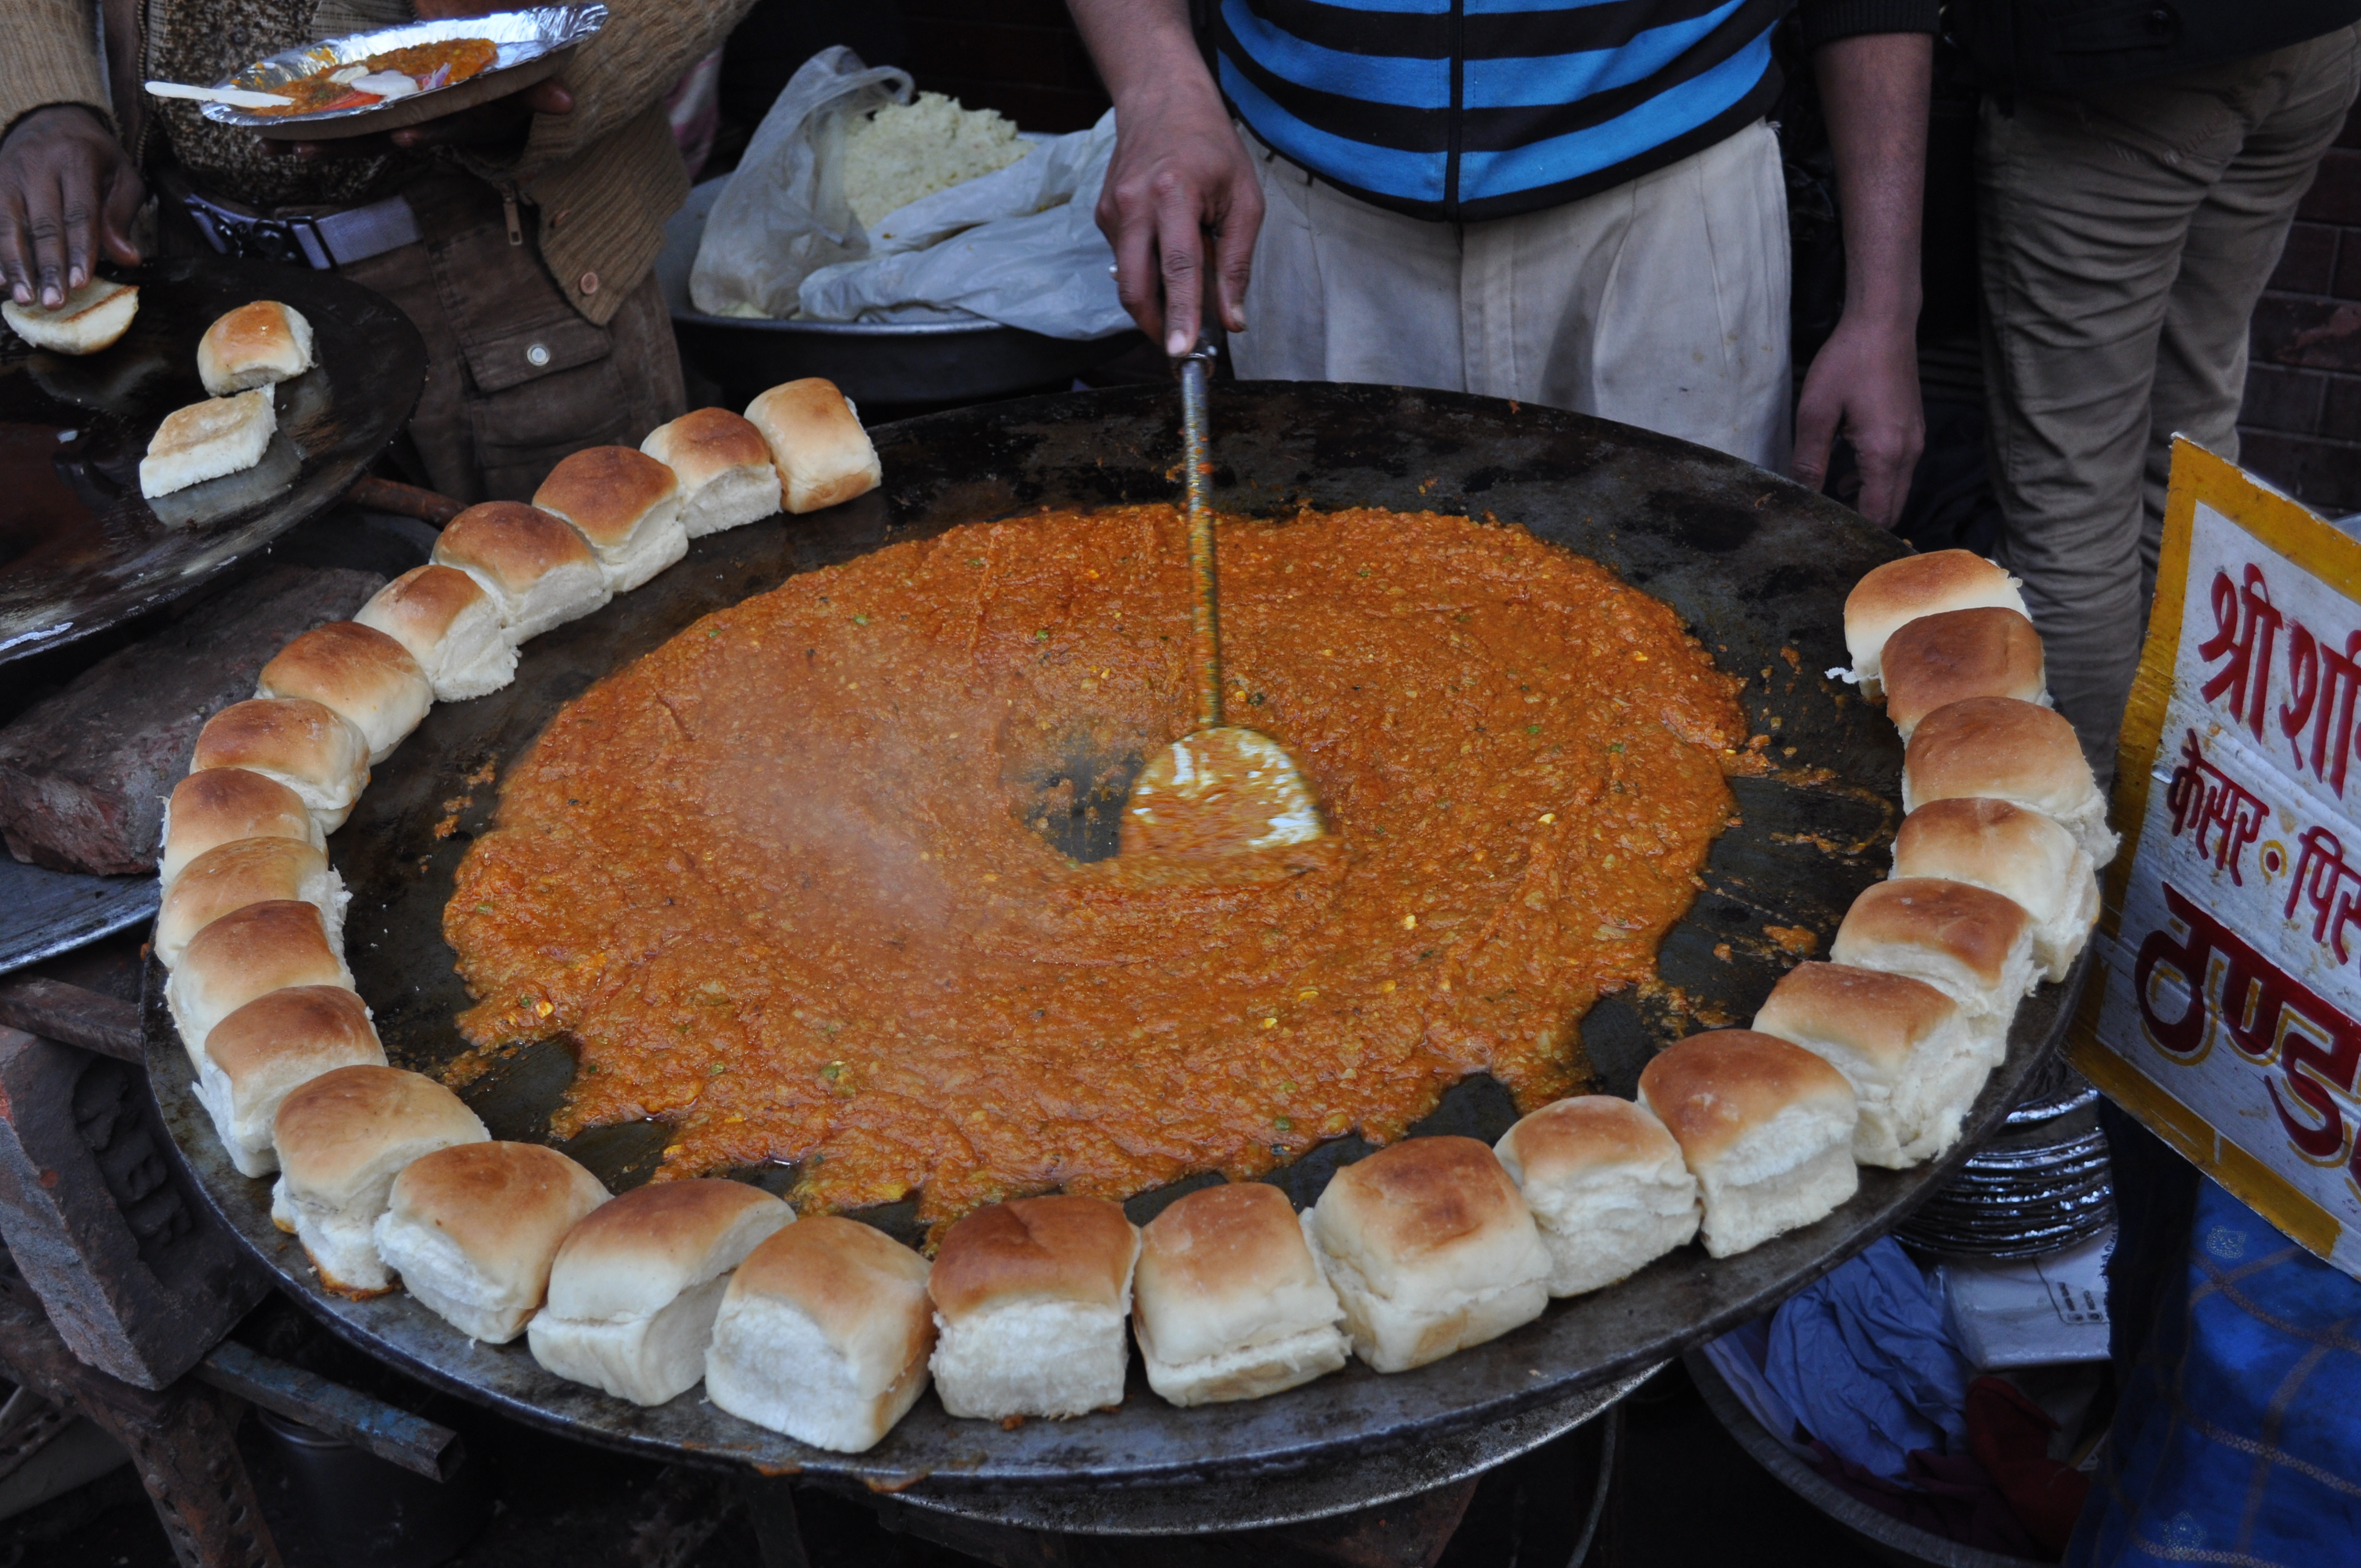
xmin=1232 ymin=121 xmax=1793 ymax=472
xmin=1979 ymin=26 xmax=2361 ymax=775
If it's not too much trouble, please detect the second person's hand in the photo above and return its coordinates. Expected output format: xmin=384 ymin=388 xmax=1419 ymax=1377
xmin=1096 ymin=79 xmax=1261 ymax=357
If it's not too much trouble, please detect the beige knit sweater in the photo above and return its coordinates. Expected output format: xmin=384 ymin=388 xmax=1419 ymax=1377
xmin=0 ymin=0 xmax=752 ymax=325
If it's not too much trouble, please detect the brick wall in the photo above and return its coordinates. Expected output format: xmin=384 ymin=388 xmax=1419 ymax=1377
xmin=901 ymin=0 xmax=1112 ymax=133
xmin=2243 ymin=99 xmax=2361 ymax=518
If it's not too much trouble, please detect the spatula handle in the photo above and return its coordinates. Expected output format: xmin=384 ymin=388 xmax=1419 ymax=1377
xmin=1179 ymin=341 xmax=1221 ymax=732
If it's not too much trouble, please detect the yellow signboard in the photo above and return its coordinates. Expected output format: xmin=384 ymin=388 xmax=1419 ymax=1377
xmin=2072 ymin=438 xmax=2361 ymax=1280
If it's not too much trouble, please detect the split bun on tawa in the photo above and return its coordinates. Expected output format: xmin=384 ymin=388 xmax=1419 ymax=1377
xmin=1831 ymin=876 xmax=2041 ymax=1021
xmin=1903 ymin=696 xmax=2117 ymax=868
xmin=641 ymin=409 xmax=781 ymax=537
xmin=706 ymin=1215 xmax=937 ymax=1452
xmin=1301 ymin=1135 xmax=1551 ymax=1374
xmin=529 ymin=1179 xmax=795 ymax=1407
xmin=1751 ymin=963 xmax=1998 ymax=1169
xmin=355 ymin=564 xmax=516 ymax=702
xmin=189 ymin=696 xmax=370 ymax=832
xmin=269 ymin=1065 xmax=487 ymax=1297
xmin=431 ymin=501 xmax=610 ymax=644
xmin=256 ymin=621 xmax=432 ymax=765
xmin=2 ymin=276 xmax=138 ymax=354
xmin=197 ymin=301 xmax=314 ymax=395
xmin=166 ymin=899 xmax=353 ymax=1066
xmin=191 ymin=985 xmax=385 ymax=1178
xmin=158 ymin=767 xmax=323 ymax=887
xmin=744 ymin=379 xmax=882 ymax=515
xmin=926 ymin=1194 xmax=1140 ymax=1420
xmin=154 ymin=835 xmax=346 ymax=970
xmin=373 ymin=1142 xmax=609 ymax=1343
xmin=531 ymin=446 xmax=688 ymax=594
xmin=1494 ymin=1097 xmax=1700 ymax=1296
xmin=1880 ymin=607 xmax=2050 ymax=743
xmin=1841 ymin=551 xmax=2027 ymax=700
xmin=1638 ymin=1030 xmax=1859 ymax=1259
xmin=1891 ymin=797 xmax=2098 ymax=982
xmin=1131 ymin=1183 xmax=1347 ymax=1407
xmin=140 ymin=385 xmax=276 ymax=499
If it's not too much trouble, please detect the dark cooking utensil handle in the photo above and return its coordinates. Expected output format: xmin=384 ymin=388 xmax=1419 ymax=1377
xmin=1180 ymin=339 xmax=1220 ymax=732
xmin=345 ymin=473 xmax=464 ymax=527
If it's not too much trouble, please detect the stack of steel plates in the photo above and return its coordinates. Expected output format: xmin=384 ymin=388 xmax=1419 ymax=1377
xmin=1897 ymin=1056 xmax=2114 ymax=1260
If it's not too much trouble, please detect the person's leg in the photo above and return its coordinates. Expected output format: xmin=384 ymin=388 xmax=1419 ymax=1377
xmin=1981 ymin=73 xmax=2266 ymax=775
xmin=2144 ymin=26 xmax=2361 ymax=597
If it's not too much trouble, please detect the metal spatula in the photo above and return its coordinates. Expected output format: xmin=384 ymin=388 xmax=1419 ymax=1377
xmin=1119 ymin=340 xmax=1323 ymax=858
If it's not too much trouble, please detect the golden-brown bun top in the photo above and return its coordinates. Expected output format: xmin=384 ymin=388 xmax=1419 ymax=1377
xmin=1903 ymin=698 xmax=2092 ymax=815
xmin=1881 ymin=609 xmax=2046 ymax=734
xmin=733 ymin=1213 xmax=934 ymax=1347
xmin=198 ymin=301 xmax=306 ymax=379
xmin=1892 ymin=797 xmax=2081 ymax=889
xmin=1136 ymin=1182 xmax=1321 ymax=1304
xmin=641 ymin=409 xmax=774 ymax=489
xmin=162 ymin=768 xmax=318 ymax=875
xmin=1753 ymin=962 xmax=1958 ymax=1070
xmin=1845 ymin=551 xmax=2025 ymax=665
xmin=1316 ymin=1135 xmax=1529 ymax=1265
xmin=1637 ymin=1029 xmax=1856 ymax=1163
xmin=1495 ymin=1096 xmax=1682 ymax=1189
xmin=204 ymin=984 xmax=378 ymax=1082
xmin=384 ymin=1140 xmax=608 ymax=1260
xmin=189 ymin=696 xmax=365 ymax=779
xmin=1837 ymin=878 xmax=2033 ymax=984
xmin=546 ymin=1178 xmax=794 ymax=1321
xmin=178 ymin=899 xmax=344 ymax=994
xmin=926 ymin=1194 xmax=1141 ymax=1320
xmin=530 ymin=446 xmax=679 ymax=548
xmin=272 ymin=1064 xmax=485 ymax=1192
xmin=160 ymin=834 xmax=327 ymax=925
xmin=357 ymin=565 xmax=489 ymax=649
xmin=433 ymin=502 xmax=596 ymax=593
xmin=258 ymin=621 xmax=427 ymax=711
xmin=746 ymin=378 xmax=862 ymax=439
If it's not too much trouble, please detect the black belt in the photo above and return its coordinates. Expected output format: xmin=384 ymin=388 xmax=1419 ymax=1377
xmin=179 ymin=187 xmax=423 ymax=269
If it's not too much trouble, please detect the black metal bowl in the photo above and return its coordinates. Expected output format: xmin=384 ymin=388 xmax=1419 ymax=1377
xmin=146 ymin=382 xmax=2080 ymax=1498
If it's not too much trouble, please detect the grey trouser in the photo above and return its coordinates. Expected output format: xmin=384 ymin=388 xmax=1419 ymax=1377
xmin=1979 ymin=26 xmax=2361 ymax=775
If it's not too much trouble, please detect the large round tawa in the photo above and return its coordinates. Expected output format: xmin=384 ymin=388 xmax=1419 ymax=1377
xmin=147 ymin=383 xmax=2079 ymax=1496
xmin=0 ymin=254 xmax=427 ymax=662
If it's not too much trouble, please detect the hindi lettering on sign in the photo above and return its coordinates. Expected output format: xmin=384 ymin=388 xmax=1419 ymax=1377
xmin=2199 ymin=563 xmax=2282 ymax=741
xmin=2288 ymin=825 xmax=2361 ymax=966
xmin=2280 ymin=622 xmax=2361 ymax=802
xmin=2164 ymin=729 xmax=2268 ymax=883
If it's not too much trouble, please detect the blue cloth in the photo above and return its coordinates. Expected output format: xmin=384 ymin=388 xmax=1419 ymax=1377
xmin=1763 ymin=1237 xmax=1974 ymax=1480
xmin=2066 ymin=1179 xmax=2361 ymax=1568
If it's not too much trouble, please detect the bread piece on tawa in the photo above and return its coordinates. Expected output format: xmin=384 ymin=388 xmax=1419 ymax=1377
xmin=744 ymin=379 xmax=881 ymax=514
xmin=354 ymin=565 xmax=516 ymax=702
xmin=927 ymin=1194 xmax=1140 ymax=1419
xmin=256 ymin=621 xmax=432 ymax=765
xmin=1753 ymin=962 xmax=1999 ymax=1169
xmin=159 ymin=767 xmax=323 ymax=887
xmin=165 ymin=899 xmax=353 ymax=1066
xmin=1880 ymin=608 xmax=2050 ymax=743
xmin=641 ymin=409 xmax=780 ymax=537
xmin=155 ymin=835 xmax=346 ymax=970
xmin=1638 ymin=1030 xmax=1859 ymax=1259
xmin=532 ymin=446 xmax=688 ymax=593
xmin=1840 ymin=551 xmax=2027 ymax=700
xmin=1494 ymin=1097 xmax=1700 ymax=1296
xmin=373 ymin=1142 xmax=609 ymax=1342
xmin=270 ymin=1065 xmax=488 ymax=1297
xmin=529 ymin=1179 xmax=795 ymax=1407
xmin=192 ymin=985 xmax=385 ymax=1178
xmin=1892 ymin=797 xmax=2097 ymax=983
xmin=2 ymin=277 xmax=137 ymax=354
xmin=197 ymin=301 xmax=315 ymax=395
xmin=1904 ymin=696 xmax=2117 ymax=867
xmin=1132 ymin=1183 xmax=1347 ymax=1407
xmin=140 ymin=386 xmax=276 ymax=499
xmin=1302 ymin=1136 xmax=1552 ymax=1373
xmin=1831 ymin=876 xmax=2039 ymax=1022
xmin=189 ymin=696 xmax=369 ymax=832
xmin=431 ymin=501 xmax=610 ymax=644
xmin=706 ymin=1216 xmax=936 ymax=1452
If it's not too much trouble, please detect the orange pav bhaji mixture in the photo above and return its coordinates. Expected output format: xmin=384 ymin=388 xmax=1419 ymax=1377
xmin=445 ymin=505 xmax=1748 ymax=1225
xmin=252 ymin=37 xmax=498 ymax=115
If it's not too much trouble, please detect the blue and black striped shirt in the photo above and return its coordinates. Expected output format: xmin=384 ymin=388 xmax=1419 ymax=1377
xmin=1216 ymin=0 xmax=1935 ymax=223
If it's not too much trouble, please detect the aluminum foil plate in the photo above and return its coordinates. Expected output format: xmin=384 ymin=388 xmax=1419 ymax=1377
xmin=202 ymin=7 xmax=607 ymax=141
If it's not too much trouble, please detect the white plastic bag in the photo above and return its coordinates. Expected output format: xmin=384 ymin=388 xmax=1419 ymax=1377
xmin=688 ymin=47 xmax=911 ymax=319
xmin=796 ymin=110 xmax=1129 ymax=340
